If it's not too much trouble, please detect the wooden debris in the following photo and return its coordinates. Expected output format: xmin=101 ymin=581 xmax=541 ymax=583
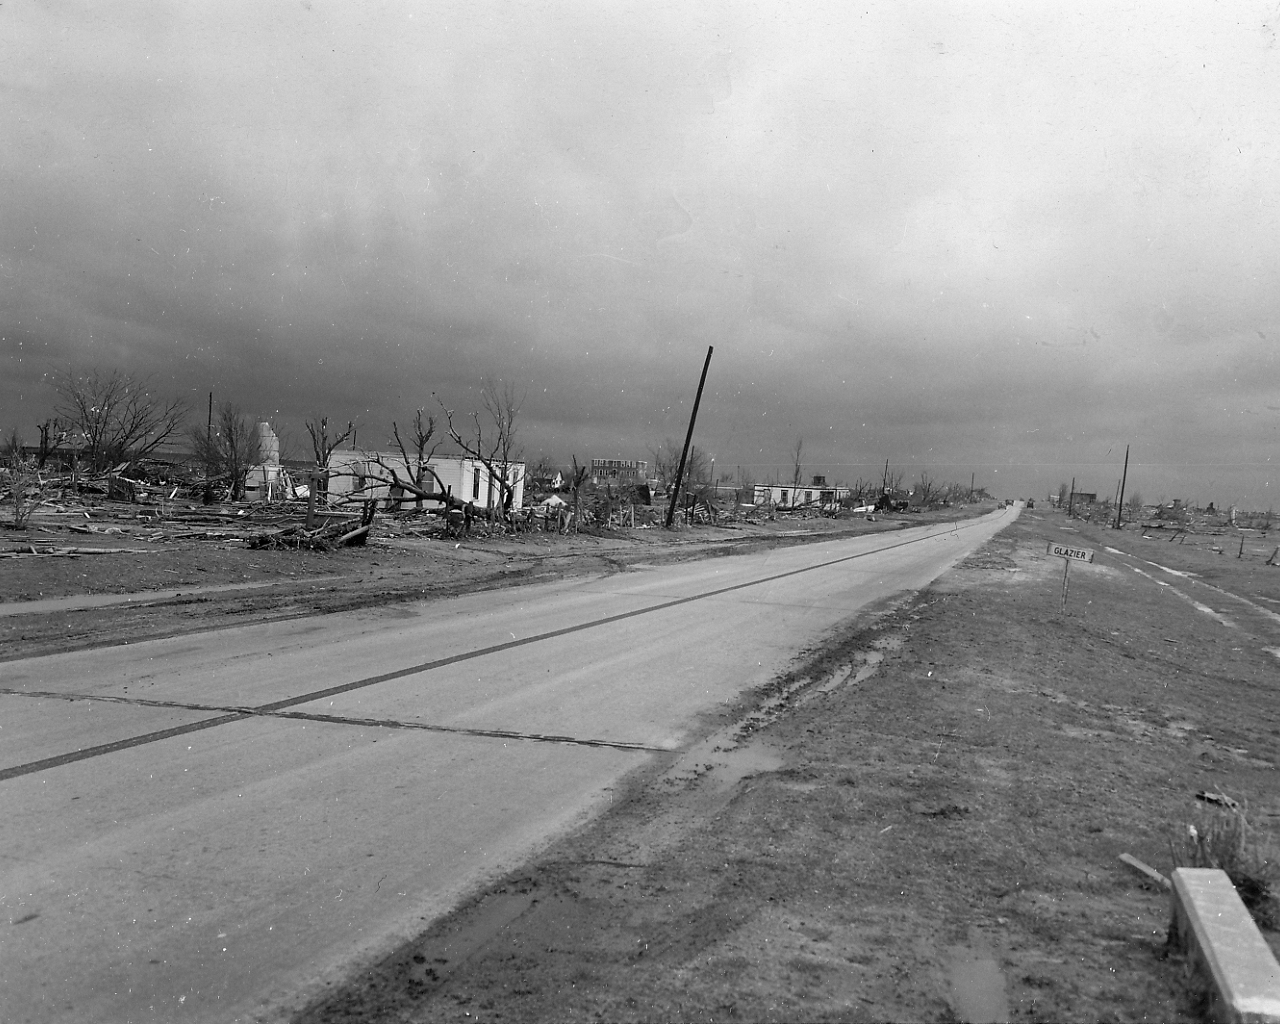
xmin=1119 ymin=852 xmax=1171 ymax=889
xmin=247 ymin=518 xmax=369 ymax=551
xmin=1 ymin=546 xmax=158 ymax=558
xmin=1195 ymin=791 xmax=1241 ymax=812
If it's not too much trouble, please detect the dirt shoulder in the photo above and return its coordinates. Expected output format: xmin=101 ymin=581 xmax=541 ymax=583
xmin=295 ymin=507 xmax=1280 ymax=1024
xmin=0 ymin=503 xmax=982 ymax=661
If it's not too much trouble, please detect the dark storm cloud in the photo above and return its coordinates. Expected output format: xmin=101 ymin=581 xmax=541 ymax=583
xmin=3 ymin=1 xmax=1279 ymax=504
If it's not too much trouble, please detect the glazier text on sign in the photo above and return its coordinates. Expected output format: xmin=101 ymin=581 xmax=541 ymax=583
xmin=1047 ymin=542 xmax=1095 ymax=563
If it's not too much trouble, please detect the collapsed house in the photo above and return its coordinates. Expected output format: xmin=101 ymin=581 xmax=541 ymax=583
xmin=326 ymin=450 xmax=526 ymax=511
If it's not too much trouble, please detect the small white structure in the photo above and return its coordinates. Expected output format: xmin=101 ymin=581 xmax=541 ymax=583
xmin=754 ymin=477 xmax=848 ymax=509
xmin=327 ymin=450 xmax=525 ymax=511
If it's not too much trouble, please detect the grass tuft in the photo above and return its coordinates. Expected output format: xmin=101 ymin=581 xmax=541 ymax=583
xmin=1172 ymin=802 xmax=1280 ymax=930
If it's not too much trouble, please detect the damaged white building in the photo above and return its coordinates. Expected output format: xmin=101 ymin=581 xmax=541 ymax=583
xmin=325 ymin=450 xmax=525 ymax=511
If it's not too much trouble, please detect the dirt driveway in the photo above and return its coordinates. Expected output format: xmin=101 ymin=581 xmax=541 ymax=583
xmin=293 ymin=507 xmax=1280 ymax=1024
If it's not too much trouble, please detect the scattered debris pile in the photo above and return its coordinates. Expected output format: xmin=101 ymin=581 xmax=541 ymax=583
xmin=248 ymin=517 xmax=369 ymax=551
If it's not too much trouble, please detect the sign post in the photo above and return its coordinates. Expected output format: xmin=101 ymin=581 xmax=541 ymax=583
xmin=1048 ymin=541 xmax=1095 ymax=613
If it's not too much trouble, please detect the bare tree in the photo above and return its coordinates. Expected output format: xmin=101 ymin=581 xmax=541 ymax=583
xmin=3 ymin=431 xmax=52 ymax=529
xmin=190 ymin=403 xmax=262 ymax=501
xmin=3 ymin=430 xmax=23 ymax=461
xmin=51 ymin=368 xmax=186 ymax=473
xmin=528 ymin=454 xmax=558 ymax=486
xmin=270 ymin=422 xmax=301 ymax=465
xmin=647 ymin=439 xmax=678 ymax=487
xmin=1057 ymin=482 xmax=1069 ymax=506
xmin=791 ymin=436 xmax=804 ymax=488
xmin=914 ymin=472 xmax=937 ymax=508
xmin=648 ymin=438 xmax=709 ymax=493
xmin=305 ymin=416 xmax=354 ymax=493
xmin=35 ymin=419 xmax=63 ymax=468
xmin=390 ymin=409 xmax=442 ymax=510
xmin=1126 ymin=491 xmax=1144 ymax=518
xmin=439 ymin=381 xmax=525 ymax=517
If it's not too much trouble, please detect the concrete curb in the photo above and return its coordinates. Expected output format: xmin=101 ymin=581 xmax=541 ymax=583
xmin=1168 ymin=867 xmax=1280 ymax=1023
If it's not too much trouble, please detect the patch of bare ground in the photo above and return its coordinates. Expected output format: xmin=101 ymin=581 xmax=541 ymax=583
xmin=293 ymin=507 xmax=1280 ymax=1024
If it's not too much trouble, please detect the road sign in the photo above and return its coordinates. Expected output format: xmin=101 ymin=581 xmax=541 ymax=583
xmin=1048 ymin=541 xmax=1095 ymax=563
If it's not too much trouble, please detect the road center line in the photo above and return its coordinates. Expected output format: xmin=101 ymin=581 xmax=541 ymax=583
xmin=1 ymin=517 xmax=996 ymax=782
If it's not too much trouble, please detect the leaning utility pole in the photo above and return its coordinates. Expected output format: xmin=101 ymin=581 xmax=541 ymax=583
xmin=203 ymin=392 xmax=215 ymax=506
xmin=665 ymin=346 xmax=714 ymax=529
xmin=1068 ymin=477 xmax=1076 ymax=517
xmin=1114 ymin=445 xmax=1130 ymax=529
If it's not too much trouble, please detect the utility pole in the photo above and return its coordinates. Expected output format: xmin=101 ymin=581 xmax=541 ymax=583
xmin=1068 ymin=477 xmax=1076 ymax=517
xmin=970 ymin=472 xmax=975 ymax=502
xmin=203 ymin=392 xmax=215 ymax=506
xmin=1114 ymin=444 xmax=1130 ymax=529
xmin=665 ymin=346 xmax=714 ymax=529
xmin=882 ymin=459 xmax=890 ymax=495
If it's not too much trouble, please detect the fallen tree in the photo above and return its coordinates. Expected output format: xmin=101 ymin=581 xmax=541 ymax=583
xmin=247 ymin=507 xmax=373 ymax=551
xmin=346 ymin=451 xmax=467 ymax=513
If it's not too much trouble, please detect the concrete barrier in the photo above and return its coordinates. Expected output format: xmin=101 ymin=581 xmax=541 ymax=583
xmin=1168 ymin=867 xmax=1280 ymax=1023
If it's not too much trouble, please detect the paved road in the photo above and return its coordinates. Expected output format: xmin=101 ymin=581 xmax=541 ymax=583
xmin=0 ymin=508 xmax=1014 ymax=1023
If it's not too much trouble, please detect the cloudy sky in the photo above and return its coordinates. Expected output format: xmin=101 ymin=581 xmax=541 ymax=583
xmin=4 ymin=1 xmax=1279 ymax=505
